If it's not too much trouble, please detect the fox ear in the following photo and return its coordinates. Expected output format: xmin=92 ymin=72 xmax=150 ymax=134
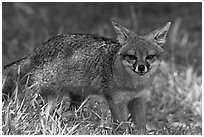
xmin=145 ymin=22 xmax=171 ymax=47
xmin=112 ymin=21 xmax=131 ymax=44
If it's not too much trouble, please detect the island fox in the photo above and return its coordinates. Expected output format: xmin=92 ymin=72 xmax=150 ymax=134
xmin=3 ymin=21 xmax=171 ymax=130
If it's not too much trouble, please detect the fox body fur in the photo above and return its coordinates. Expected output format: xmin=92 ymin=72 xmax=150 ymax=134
xmin=3 ymin=21 xmax=171 ymax=130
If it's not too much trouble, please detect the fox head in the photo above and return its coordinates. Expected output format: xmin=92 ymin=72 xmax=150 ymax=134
xmin=112 ymin=21 xmax=171 ymax=84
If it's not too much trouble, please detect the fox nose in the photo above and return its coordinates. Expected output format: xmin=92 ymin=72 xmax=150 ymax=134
xmin=138 ymin=65 xmax=145 ymax=72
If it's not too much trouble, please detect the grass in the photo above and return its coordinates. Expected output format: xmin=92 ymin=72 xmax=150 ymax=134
xmin=2 ymin=2 xmax=202 ymax=135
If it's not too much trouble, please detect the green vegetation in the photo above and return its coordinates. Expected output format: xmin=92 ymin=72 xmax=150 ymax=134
xmin=2 ymin=3 xmax=202 ymax=135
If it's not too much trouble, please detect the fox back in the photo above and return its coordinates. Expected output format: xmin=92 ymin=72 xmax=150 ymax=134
xmin=3 ymin=21 xmax=171 ymax=130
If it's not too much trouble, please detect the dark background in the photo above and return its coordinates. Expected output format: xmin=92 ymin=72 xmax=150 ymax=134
xmin=2 ymin=2 xmax=202 ymax=75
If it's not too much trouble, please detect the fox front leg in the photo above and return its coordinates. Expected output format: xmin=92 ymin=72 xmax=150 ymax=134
xmin=127 ymin=97 xmax=146 ymax=130
xmin=107 ymin=99 xmax=129 ymax=132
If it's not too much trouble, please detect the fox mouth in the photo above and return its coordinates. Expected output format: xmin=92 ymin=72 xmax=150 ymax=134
xmin=136 ymin=71 xmax=147 ymax=76
xmin=133 ymin=68 xmax=150 ymax=76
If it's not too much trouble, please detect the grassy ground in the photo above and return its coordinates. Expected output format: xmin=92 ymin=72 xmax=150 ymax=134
xmin=2 ymin=2 xmax=202 ymax=135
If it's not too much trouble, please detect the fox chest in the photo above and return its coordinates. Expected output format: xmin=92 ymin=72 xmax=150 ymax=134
xmin=111 ymin=87 xmax=146 ymax=105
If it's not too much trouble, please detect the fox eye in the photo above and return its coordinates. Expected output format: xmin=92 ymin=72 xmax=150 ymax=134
xmin=146 ymin=54 xmax=156 ymax=60
xmin=126 ymin=54 xmax=137 ymax=60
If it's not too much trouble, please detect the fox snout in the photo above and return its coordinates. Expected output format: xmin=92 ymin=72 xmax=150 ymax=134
xmin=134 ymin=64 xmax=148 ymax=75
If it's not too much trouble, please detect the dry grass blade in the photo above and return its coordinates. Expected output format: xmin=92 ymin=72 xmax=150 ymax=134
xmin=68 ymin=122 xmax=82 ymax=135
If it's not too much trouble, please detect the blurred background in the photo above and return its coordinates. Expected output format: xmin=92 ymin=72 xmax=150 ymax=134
xmin=2 ymin=2 xmax=202 ymax=76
